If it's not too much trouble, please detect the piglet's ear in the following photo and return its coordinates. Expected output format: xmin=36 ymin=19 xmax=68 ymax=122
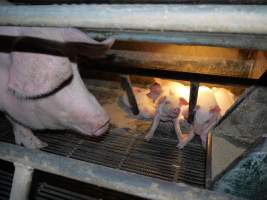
xmin=210 ymin=105 xmax=221 ymax=114
xmin=132 ymin=87 xmax=142 ymax=93
xmin=8 ymin=52 xmax=73 ymax=99
xmin=179 ymin=97 xmax=188 ymax=107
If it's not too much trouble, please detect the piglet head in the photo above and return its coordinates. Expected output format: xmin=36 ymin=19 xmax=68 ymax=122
xmin=147 ymin=82 xmax=162 ymax=102
xmin=158 ymin=94 xmax=188 ymax=119
xmin=193 ymin=105 xmax=221 ymax=135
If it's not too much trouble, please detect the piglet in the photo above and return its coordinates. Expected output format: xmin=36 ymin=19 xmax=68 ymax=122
xmin=177 ymin=87 xmax=221 ymax=149
xmin=145 ymin=91 xmax=188 ymax=141
xmin=122 ymin=82 xmax=162 ymax=119
xmin=212 ymin=87 xmax=235 ymax=115
xmin=0 ymin=26 xmax=114 ymax=149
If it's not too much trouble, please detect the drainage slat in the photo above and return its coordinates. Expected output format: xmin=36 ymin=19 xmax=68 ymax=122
xmin=0 ymin=114 xmax=207 ymax=188
xmin=0 ymin=169 xmax=13 ymax=200
xmin=39 ymin=184 xmax=97 ymax=200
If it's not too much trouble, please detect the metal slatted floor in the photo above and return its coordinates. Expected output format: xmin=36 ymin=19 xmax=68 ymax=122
xmin=0 ymin=113 xmax=206 ymax=198
xmin=0 ymin=169 xmax=13 ymax=200
xmin=0 ymin=163 xmax=146 ymax=200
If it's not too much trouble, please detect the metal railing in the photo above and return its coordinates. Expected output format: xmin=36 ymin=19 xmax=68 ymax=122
xmin=0 ymin=142 xmax=243 ymax=200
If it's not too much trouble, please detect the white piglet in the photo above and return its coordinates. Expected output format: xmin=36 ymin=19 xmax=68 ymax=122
xmin=177 ymin=86 xmax=221 ymax=149
xmin=145 ymin=91 xmax=188 ymax=141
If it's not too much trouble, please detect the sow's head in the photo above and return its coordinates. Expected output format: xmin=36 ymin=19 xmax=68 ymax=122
xmin=6 ymin=27 xmax=115 ymax=136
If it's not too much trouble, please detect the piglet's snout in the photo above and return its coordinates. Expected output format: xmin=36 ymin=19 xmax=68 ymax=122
xmin=169 ymin=107 xmax=181 ymax=118
xmin=173 ymin=108 xmax=180 ymax=114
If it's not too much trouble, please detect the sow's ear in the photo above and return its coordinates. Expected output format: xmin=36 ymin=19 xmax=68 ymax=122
xmin=8 ymin=52 xmax=73 ymax=99
xmin=63 ymin=28 xmax=115 ymax=59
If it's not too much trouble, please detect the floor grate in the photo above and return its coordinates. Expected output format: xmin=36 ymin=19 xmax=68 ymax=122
xmin=0 ymin=169 xmax=13 ymax=200
xmin=0 ymin=114 xmax=207 ymax=191
xmin=32 ymin=171 xmax=146 ymax=200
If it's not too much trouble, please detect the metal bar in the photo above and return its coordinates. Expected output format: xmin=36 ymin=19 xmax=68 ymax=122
xmin=7 ymin=0 xmax=267 ymax=5
xmin=87 ymin=30 xmax=267 ymax=51
xmin=10 ymin=163 xmax=33 ymax=200
xmin=205 ymin=132 xmax=212 ymax=188
xmin=0 ymin=35 xmax=110 ymax=62
xmin=0 ymin=5 xmax=267 ymax=34
xmin=120 ymin=75 xmax=139 ymax=115
xmin=80 ymin=59 xmax=266 ymax=86
xmin=0 ymin=34 xmax=264 ymax=87
xmin=0 ymin=142 xmax=242 ymax=200
xmin=188 ymin=82 xmax=199 ymax=124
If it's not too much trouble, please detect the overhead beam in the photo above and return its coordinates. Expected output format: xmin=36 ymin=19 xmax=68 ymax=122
xmin=0 ymin=5 xmax=267 ymax=34
xmin=79 ymin=57 xmax=266 ymax=86
xmin=86 ymin=30 xmax=267 ymax=51
xmin=7 ymin=0 xmax=267 ymax=5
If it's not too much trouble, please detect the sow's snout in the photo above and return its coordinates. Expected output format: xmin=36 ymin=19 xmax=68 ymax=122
xmin=92 ymin=114 xmax=110 ymax=136
xmin=61 ymin=73 xmax=111 ymax=137
xmin=74 ymin=107 xmax=110 ymax=137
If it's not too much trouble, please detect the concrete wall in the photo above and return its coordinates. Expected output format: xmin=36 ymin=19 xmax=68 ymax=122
xmin=212 ymin=86 xmax=267 ymax=180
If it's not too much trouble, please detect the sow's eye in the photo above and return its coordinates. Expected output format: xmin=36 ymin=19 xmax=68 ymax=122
xmin=205 ymin=120 xmax=210 ymax=124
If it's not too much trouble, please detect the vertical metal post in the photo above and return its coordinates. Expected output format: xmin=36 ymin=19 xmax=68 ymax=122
xmin=10 ymin=163 xmax=34 ymax=200
xmin=120 ymin=74 xmax=139 ymax=115
xmin=206 ymin=131 xmax=212 ymax=188
xmin=188 ymin=82 xmax=199 ymax=124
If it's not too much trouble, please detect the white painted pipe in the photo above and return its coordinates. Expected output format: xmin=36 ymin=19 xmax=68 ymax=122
xmin=0 ymin=5 xmax=266 ymax=34
xmin=10 ymin=163 xmax=34 ymax=200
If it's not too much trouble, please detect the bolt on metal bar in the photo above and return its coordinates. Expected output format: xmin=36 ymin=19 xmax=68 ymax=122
xmin=0 ymin=142 xmax=243 ymax=200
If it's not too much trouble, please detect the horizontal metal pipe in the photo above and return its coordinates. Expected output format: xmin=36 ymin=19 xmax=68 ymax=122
xmin=0 ymin=5 xmax=267 ymax=34
xmin=6 ymin=0 xmax=267 ymax=5
xmin=80 ymin=59 xmax=266 ymax=86
xmin=0 ymin=142 xmax=242 ymax=200
xmin=87 ymin=30 xmax=267 ymax=51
